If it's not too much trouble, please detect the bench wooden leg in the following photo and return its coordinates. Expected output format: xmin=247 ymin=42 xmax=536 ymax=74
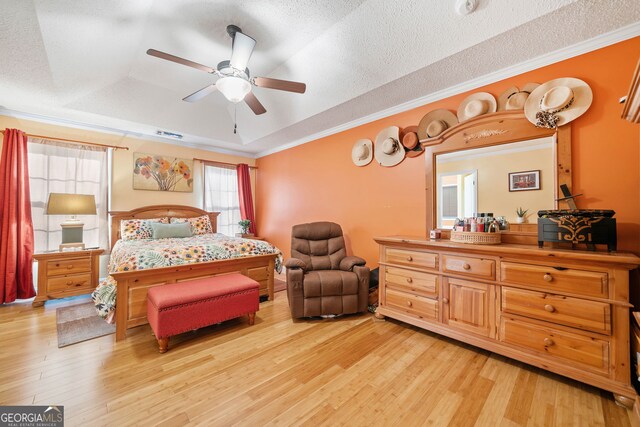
xmin=158 ymin=337 xmax=169 ymax=353
xmin=248 ymin=312 xmax=256 ymax=326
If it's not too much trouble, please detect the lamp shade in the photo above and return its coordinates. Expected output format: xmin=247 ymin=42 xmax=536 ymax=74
xmin=216 ymin=76 xmax=252 ymax=103
xmin=46 ymin=193 xmax=97 ymax=215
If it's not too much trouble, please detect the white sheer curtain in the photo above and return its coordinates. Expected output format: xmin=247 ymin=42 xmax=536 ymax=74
xmin=28 ymin=138 xmax=109 ymax=252
xmin=203 ymin=164 xmax=241 ymax=236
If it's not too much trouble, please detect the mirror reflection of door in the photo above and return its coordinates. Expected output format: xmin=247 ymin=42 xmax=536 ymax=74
xmin=437 ymin=170 xmax=477 ymax=228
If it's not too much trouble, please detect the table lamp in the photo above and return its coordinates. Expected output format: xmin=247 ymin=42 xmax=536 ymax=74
xmin=46 ymin=193 xmax=97 ymax=251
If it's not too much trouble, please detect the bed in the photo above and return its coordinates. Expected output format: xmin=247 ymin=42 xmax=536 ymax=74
xmin=93 ymin=205 xmax=282 ymax=341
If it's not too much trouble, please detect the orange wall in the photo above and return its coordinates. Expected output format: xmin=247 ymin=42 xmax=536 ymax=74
xmin=256 ymin=37 xmax=640 ymax=264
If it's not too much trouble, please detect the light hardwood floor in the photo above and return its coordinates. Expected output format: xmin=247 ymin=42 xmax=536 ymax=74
xmin=0 ymin=292 xmax=633 ymax=426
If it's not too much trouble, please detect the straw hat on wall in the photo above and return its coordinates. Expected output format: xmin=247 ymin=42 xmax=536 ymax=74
xmin=351 ymin=139 xmax=373 ymax=166
xmin=417 ymin=109 xmax=458 ymax=140
xmin=457 ymin=92 xmax=497 ymax=121
xmin=400 ymin=126 xmax=423 ymax=158
xmin=497 ymin=83 xmax=539 ymax=111
xmin=374 ymin=126 xmax=405 ymax=167
xmin=524 ymin=77 xmax=592 ymax=128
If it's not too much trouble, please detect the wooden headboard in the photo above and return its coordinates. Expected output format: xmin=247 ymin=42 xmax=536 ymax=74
xmin=109 ymin=205 xmax=220 ymax=248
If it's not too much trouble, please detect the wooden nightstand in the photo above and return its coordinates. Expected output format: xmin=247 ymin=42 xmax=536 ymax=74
xmin=32 ymin=248 xmax=104 ymax=307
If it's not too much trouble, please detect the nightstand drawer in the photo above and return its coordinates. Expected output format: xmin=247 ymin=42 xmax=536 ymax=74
xmin=47 ymin=258 xmax=91 ymax=276
xmin=48 ymin=274 xmax=92 ymax=293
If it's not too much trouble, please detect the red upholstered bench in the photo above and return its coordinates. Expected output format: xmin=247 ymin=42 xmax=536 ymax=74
xmin=147 ymin=273 xmax=259 ymax=353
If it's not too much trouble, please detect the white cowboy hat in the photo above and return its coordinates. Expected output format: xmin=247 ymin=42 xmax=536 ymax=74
xmin=498 ymin=83 xmax=540 ymax=111
xmin=524 ymin=77 xmax=592 ymax=128
xmin=351 ymin=139 xmax=373 ymax=166
xmin=457 ymin=92 xmax=497 ymax=121
xmin=417 ymin=109 xmax=458 ymax=140
xmin=374 ymin=126 xmax=405 ymax=167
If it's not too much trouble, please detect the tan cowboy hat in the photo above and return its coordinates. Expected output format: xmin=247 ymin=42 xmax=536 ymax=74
xmin=351 ymin=139 xmax=372 ymax=166
xmin=524 ymin=77 xmax=592 ymax=128
xmin=401 ymin=126 xmax=423 ymax=158
xmin=498 ymin=83 xmax=540 ymax=111
xmin=457 ymin=92 xmax=497 ymax=122
xmin=417 ymin=109 xmax=458 ymax=140
xmin=374 ymin=126 xmax=405 ymax=167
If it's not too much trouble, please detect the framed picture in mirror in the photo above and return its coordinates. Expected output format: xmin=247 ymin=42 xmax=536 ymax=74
xmin=508 ymin=170 xmax=540 ymax=192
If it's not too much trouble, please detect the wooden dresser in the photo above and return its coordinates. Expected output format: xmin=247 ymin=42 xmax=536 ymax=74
xmin=374 ymin=236 xmax=640 ymax=405
xmin=32 ymin=249 xmax=104 ymax=306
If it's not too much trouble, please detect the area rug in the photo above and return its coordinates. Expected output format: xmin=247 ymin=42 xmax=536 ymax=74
xmin=274 ymin=278 xmax=286 ymax=293
xmin=56 ymin=302 xmax=115 ymax=348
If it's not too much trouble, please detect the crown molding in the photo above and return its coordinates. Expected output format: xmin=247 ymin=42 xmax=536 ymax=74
xmin=255 ymin=22 xmax=640 ymax=158
xmin=0 ymin=108 xmax=258 ymax=159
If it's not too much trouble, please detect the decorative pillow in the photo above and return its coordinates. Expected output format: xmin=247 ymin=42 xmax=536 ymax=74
xmin=170 ymin=215 xmax=213 ymax=235
xmin=150 ymin=222 xmax=193 ymax=239
xmin=120 ymin=217 xmax=169 ymax=240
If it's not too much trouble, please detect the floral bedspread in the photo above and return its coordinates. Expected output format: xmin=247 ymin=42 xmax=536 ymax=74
xmin=91 ymin=234 xmax=283 ymax=323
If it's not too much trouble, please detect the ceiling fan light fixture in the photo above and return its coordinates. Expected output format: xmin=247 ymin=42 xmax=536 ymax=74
xmin=216 ymin=76 xmax=251 ymax=103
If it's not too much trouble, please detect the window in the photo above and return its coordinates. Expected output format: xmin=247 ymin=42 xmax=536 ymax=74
xmin=441 ymin=185 xmax=458 ymax=218
xmin=28 ymin=138 xmax=109 ymax=252
xmin=203 ymin=164 xmax=241 ymax=236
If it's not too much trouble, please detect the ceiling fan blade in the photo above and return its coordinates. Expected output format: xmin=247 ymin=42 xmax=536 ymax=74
xmin=244 ymin=91 xmax=266 ymax=115
xmin=253 ymin=77 xmax=306 ymax=94
xmin=147 ymin=49 xmax=216 ymax=74
xmin=182 ymin=84 xmax=218 ymax=102
xmin=229 ymin=32 xmax=256 ymax=71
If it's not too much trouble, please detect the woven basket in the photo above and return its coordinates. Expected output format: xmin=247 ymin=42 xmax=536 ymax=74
xmin=450 ymin=230 xmax=501 ymax=245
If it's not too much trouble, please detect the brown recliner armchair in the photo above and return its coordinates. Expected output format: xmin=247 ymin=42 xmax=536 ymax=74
xmin=285 ymin=222 xmax=370 ymax=318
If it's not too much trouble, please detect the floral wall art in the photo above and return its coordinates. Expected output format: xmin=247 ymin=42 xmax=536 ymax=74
xmin=133 ymin=153 xmax=194 ymax=192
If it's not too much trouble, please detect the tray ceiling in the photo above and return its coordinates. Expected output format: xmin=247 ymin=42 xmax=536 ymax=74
xmin=1 ymin=0 xmax=639 ymax=156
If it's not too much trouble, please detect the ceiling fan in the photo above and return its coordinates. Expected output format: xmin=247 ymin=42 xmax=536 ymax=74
xmin=147 ymin=25 xmax=306 ymax=116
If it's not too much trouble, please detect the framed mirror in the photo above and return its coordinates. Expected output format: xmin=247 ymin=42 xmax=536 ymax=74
xmin=424 ymin=110 xmax=571 ymax=238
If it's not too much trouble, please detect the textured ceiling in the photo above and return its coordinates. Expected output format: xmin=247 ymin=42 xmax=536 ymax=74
xmin=1 ymin=0 xmax=639 ymax=156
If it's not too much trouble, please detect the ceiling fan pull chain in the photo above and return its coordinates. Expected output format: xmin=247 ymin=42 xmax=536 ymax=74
xmin=234 ymin=104 xmax=237 ymax=134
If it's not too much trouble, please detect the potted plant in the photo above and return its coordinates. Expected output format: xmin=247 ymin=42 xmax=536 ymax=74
xmin=515 ymin=207 xmax=529 ymax=224
xmin=238 ymin=219 xmax=252 ymax=237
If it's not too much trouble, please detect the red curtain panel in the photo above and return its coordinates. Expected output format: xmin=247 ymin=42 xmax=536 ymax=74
xmin=236 ymin=164 xmax=256 ymax=235
xmin=0 ymin=129 xmax=35 ymax=303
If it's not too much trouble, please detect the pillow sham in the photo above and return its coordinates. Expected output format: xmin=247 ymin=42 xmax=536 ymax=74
xmin=150 ymin=222 xmax=193 ymax=239
xmin=120 ymin=217 xmax=169 ymax=240
xmin=170 ymin=215 xmax=213 ymax=235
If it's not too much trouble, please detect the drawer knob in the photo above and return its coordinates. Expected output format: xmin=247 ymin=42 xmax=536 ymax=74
xmin=544 ymin=304 xmax=556 ymax=313
xmin=66 ymin=281 xmax=73 ymax=286
xmin=406 ymin=301 xmax=413 ymax=307
xmin=406 ymin=256 xmax=413 ymax=262
xmin=406 ymin=277 xmax=413 ymax=284
xmin=442 ymin=297 xmax=449 ymax=304
xmin=543 ymin=273 xmax=553 ymax=282
xmin=543 ymin=338 xmax=554 ymax=347
xmin=463 ymin=263 xmax=471 ymax=270
xmin=67 ymin=265 xmax=73 ymax=269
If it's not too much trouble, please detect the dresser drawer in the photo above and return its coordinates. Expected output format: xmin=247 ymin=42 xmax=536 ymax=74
xmin=501 ymin=317 xmax=609 ymax=372
xmin=500 ymin=262 xmax=608 ymax=298
xmin=385 ymin=288 xmax=438 ymax=320
xmin=385 ymin=248 xmax=438 ymax=270
xmin=47 ymin=258 xmax=91 ymax=276
xmin=501 ymin=287 xmax=611 ymax=334
xmin=385 ymin=266 xmax=438 ymax=298
xmin=442 ymin=255 xmax=495 ymax=280
xmin=48 ymin=274 xmax=92 ymax=293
